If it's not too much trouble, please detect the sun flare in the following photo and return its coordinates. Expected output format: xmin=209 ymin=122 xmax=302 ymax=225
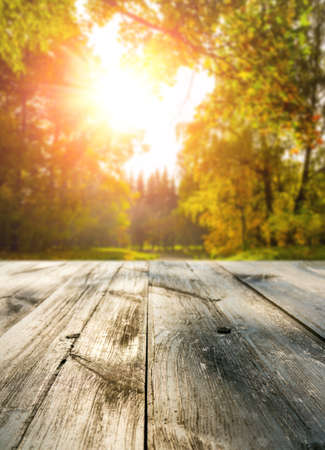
xmin=85 ymin=22 xmax=214 ymax=174
xmin=90 ymin=68 xmax=161 ymax=132
xmin=86 ymin=22 xmax=165 ymax=134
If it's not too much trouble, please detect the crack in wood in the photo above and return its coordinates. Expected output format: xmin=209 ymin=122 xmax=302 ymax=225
xmin=144 ymin=262 xmax=149 ymax=450
xmin=149 ymin=283 xmax=319 ymax=449
xmin=10 ymin=264 xmax=125 ymax=448
xmin=12 ymin=336 xmax=78 ymax=449
xmin=218 ymin=264 xmax=325 ymax=344
xmin=11 ymin=264 xmax=65 ymax=275
xmin=0 ymin=294 xmax=40 ymax=304
xmin=239 ymin=273 xmax=278 ymax=282
xmin=0 ymin=261 xmax=324 ymax=448
xmin=123 ymin=267 xmax=149 ymax=274
xmin=76 ymin=264 xmax=124 ymax=339
xmin=70 ymin=353 xmax=144 ymax=396
xmin=149 ymin=282 xmax=221 ymax=303
xmin=70 ymin=353 xmax=110 ymax=383
xmin=108 ymin=290 xmax=143 ymax=303
xmin=185 ymin=262 xmax=217 ymax=299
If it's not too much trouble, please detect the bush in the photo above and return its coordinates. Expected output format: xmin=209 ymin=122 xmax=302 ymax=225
xmin=263 ymin=211 xmax=324 ymax=247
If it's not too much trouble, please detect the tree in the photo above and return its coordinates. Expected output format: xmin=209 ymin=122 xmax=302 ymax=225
xmin=178 ymin=97 xmax=325 ymax=255
xmin=0 ymin=0 xmax=79 ymax=72
xmin=0 ymin=25 xmax=137 ymax=252
xmin=292 ymin=0 xmax=325 ymax=211
xmin=91 ymin=0 xmax=324 ymax=213
xmin=128 ymin=169 xmax=205 ymax=250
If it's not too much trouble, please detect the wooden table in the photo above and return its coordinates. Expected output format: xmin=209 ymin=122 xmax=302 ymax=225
xmin=0 ymin=261 xmax=324 ymax=449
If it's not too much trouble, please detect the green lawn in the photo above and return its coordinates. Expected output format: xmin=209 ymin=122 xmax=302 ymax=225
xmin=0 ymin=245 xmax=324 ymax=260
xmin=150 ymin=245 xmax=209 ymax=259
xmin=152 ymin=244 xmax=325 ymax=260
xmin=0 ymin=247 xmax=160 ymax=261
xmin=222 ymin=245 xmax=325 ymax=260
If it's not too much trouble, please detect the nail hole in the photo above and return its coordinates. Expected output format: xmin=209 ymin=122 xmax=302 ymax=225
xmin=66 ymin=333 xmax=80 ymax=339
xmin=217 ymin=327 xmax=231 ymax=334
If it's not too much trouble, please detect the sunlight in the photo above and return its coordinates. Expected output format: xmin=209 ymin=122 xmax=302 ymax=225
xmin=87 ymin=21 xmax=214 ymax=175
xmin=87 ymin=21 xmax=167 ymax=134
xmin=90 ymin=68 xmax=161 ymax=132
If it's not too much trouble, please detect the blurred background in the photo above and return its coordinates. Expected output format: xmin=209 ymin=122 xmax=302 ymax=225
xmin=0 ymin=0 xmax=324 ymax=260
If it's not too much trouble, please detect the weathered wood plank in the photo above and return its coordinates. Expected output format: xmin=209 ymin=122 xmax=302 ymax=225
xmin=190 ymin=261 xmax=325 ymax=447
xmin=149 ymin=260 xmax=221 ymax=301
xmin=148 ymin=261 xmax=325 ymax=449
xmin=0 ymin=262 xmax=121 ymax=449
xmin=219 ymin=261 xmax=325 ymax=339
xmin=1 ymin=260 xmax=324 ymax=450
xmin=17 ymin=262 xmax=148 ymax=450
xmin=0 ymin=261 xmax=85 ymax=336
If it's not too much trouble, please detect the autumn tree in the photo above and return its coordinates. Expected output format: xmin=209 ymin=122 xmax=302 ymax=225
xmin=89 ymin=0 xmax=324 ymax=253
xmin=178 ymin=108 xmax=324 ymax=254
xmin=0 ymin=9 xmax=137 ymax=252
xmin=129 ymin=170 xmax=203 ymax=250
xmin=0 ymin=0 xmax=79 ymax=72
xmin=91 ymin=0 xmax=324 ymax=210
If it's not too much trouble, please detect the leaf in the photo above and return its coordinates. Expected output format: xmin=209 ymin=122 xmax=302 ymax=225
xmin=299 ymin=11 xmax=310 ymax=27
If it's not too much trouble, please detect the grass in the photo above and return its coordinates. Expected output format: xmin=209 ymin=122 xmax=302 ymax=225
xmin=0 ymin=245 xmax=324 ymax=261
xmin=147 ymin=244 xmax=325 ymax=260
xmin=0 ymin=247 xmax=160 ymax=261
xmin=145 ymin=245 xmax=209 ymax=259
xmin=220 ymin=245 xmax=325 ymax=261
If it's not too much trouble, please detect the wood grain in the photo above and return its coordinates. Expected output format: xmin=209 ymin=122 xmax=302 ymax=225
xmin=0 ymin=261 xmax=85 ymax=336
xmin=191 ymin=261 xmax=325 ymax=447
xmin=0 ymin=260 xmax=324 ymax=450
xmin=148 ymin=261 xmax=325 ymax=449
xmin=18 ymin=261 xmax=148 ymax=450
xmin=149 ymin=260 xmax=221 ymax=301
xmin=219 ymin=261 xmax=325 ymax=339
xmin=0 ymin=262 xmax=121 ymax=449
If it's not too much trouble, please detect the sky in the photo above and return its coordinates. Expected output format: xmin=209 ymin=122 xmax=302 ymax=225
xmin=80 ymin=5 xmax=214 ymax=177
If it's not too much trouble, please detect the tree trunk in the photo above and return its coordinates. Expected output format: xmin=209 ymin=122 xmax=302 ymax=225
xmin=239 ymin=206 xmax=247 ymax=250
xmin=294 ymin=145 xmax=312 ymax=213
xmin=294 ymin=1 xmax=322 ymax=213
xmin=10 ymin=91 xmax=26 ymax=252
xmin=21 ymin=89 xmax=27 ymax=137
xmin=263 ymin=166 xmax=273 ymax=216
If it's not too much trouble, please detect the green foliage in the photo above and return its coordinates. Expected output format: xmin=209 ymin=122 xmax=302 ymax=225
xmin=1 ymin=0 xmax=324 ymax=258
xmin=0 ymin=247 xmax=159 ymax=260
xmin=95 ymin=0 xmax=325 ymax=214
xmin=0 ymin=0 xmax=79 ymax=72
xmin=129 ymin=170 xmax=205 ymax=249
xmin=262 ymin=211 xmax=324 ymax=247
xmin=221 ymin=246 xmax=325 ymax=261
xmin=178 ymin=112 xmax=325 ymax=256
xmin=0 ymin=30 xmax=136 ymax=253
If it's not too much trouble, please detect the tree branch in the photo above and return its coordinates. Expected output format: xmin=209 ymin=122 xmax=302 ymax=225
xmin=100 ymin=0 xmax=238 ymax=72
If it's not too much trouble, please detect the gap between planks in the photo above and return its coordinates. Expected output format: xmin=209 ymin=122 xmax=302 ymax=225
xmin=218 ymin=261 xmax=325 ymax=342
xmin=229 ymin=268 xmax=325 ymax=343
xmin=0 ymin=262 xmax=122 ymax=449
xmin=14 ymin=263 xmax=123 ymax=449
xmin=15 ymin=262 xmax=148 ymax=450
xmin=148 ymin=261 xmax=325 ymax=450
xmin=1 ymin=261 xmax=324 ymax=449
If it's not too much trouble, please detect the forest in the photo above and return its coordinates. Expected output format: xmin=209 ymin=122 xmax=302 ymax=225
xmin=0 ymin=0 xmax=324 ymax=258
